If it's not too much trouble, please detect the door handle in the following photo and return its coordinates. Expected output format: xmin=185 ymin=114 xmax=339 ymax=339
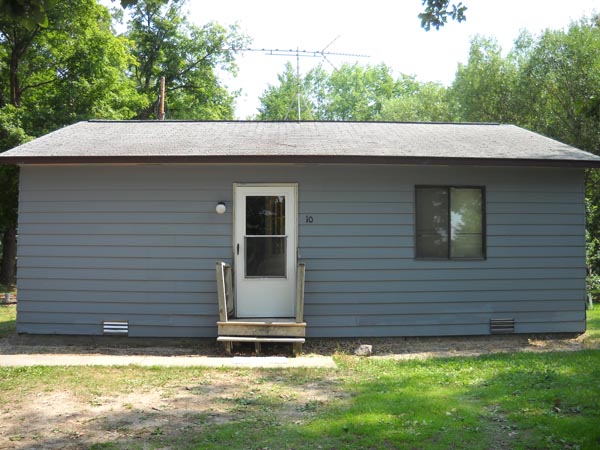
xmin=237 ymin=243 xmax=239 ymax=255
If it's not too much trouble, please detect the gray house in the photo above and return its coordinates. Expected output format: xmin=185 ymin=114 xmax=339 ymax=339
xmin=1 ymin=120 xmax=599 ymax=342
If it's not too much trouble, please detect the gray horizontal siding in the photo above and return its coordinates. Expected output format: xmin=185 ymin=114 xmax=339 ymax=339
xmin=304 ymin=290 xmax=584 ymax=303
xmin=17 ymin=267 xmax=584 ymax=282
xmin=17 ymin=256 xmax=583 ymax=270
xmin=18 ymin=290 xmax=217 ymax=303
xmin=16 ymin=164 xmax=586 ymax=337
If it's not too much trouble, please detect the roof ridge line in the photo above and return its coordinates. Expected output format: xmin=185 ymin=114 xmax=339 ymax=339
xmin=86 ymin=119 xmax=502 ymax=126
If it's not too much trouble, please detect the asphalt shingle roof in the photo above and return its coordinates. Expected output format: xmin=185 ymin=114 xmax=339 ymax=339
xmin=1 ymin=120 xmax=599 ymax=167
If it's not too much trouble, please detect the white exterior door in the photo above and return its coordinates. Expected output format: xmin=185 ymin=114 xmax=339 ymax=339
xmin=234 ymin=184 xmax=297 ymax=318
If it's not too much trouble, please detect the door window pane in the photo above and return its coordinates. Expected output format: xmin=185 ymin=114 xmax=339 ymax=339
xmin=450 ymin=188 xmax=484 ymax=259
xmin=246 ymin=236 xmax=286 ymax=277
xmin=246 ymin=196 xmax=285 ymax=236
xmin=416 ymin=187 xmax=449 ymax=258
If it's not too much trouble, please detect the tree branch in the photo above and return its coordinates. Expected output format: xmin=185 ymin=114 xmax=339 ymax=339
xmin=20 ymin=76 xmax=58 ymax=94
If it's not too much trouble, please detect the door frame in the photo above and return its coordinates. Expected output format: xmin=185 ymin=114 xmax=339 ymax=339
xmin=232 ymin=182 xmax=298 ymax=317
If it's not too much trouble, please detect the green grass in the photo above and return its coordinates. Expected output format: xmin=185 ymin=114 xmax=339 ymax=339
xmin=1 ymin=309 xmax=599 ymax=449
xmin=3 ymin=352 xmax=599 ymax=449
xmin=0 ymin=305 xmax=16 ymax=337
xmin=585 ymin=307 xmax=600 ymax=347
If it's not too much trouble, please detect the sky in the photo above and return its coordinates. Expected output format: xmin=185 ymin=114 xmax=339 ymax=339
xmin=184 ymin=0 xmax=598 ymax=119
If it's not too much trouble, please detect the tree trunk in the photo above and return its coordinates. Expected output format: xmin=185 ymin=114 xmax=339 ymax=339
xmin=0 ymin=226 xmax=17 ymax=288
xmin=9 ymin=47 xmax=21 ymax=108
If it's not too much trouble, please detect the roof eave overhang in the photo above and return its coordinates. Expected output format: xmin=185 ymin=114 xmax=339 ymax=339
xmin=1 ymin=155 xmax=600 ymax=168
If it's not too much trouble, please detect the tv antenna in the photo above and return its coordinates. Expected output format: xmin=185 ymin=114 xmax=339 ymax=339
xmin=245 ymin=36 xmax=369 ymax=120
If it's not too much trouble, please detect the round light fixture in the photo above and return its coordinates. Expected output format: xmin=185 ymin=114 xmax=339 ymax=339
xmin=216 ymin=202 xmax=226 ymax=214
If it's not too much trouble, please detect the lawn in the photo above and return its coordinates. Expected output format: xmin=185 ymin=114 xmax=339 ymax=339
xmin=586 ymin=306 xmax=600 ymax=346
xmin=0 ymin=309 xmax=598 ymax=449
xmin=0 ymin=304 xmax=15 ymax=338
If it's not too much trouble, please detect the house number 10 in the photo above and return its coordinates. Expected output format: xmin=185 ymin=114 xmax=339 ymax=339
xmin=305 ymin=215 xmax=314 ymax=223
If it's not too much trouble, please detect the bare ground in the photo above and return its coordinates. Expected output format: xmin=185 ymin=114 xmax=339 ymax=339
xmin=0 ymin=329 xmax=594 ymax=359
xmin=0 ymin=369 xmax=345 ymax=449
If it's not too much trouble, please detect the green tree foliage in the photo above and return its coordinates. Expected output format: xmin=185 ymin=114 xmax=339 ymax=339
xmin=452 ymin=20 xmax=600 ymax=151
xmin=126 ymin=0 xmax=248 ymax=119
xmin=0 ymin=0 xmax=143 ymax=126
xmin=450 ymin=36 xmax=520 ymax=123
xmin=451 ymin=18 xmax=600 ymax=276
xmin=0 ymin=0 xmax=248 ymax=284
xmin=418 ymin=0 xmax=467 ymax=31
xmin=379 ymin=75 xmax=455 ymax=122
xmin=0 ymin=0 xmax=55 ymax=29
xmin=518 ymin=24 xmax=600 ymax=153
xmin=257 ymin=63 xmax=453 ymax=122
xmin=0 ymin=0 xmax=144 ymax=285
xmin=323 ymin=64 xmax=395 ymax=120
xmin=257 ymin=62 xmax=320 ymax=121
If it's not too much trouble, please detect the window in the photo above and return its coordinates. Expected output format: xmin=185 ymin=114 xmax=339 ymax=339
xmin=415 ymin=186 xmax=485 ymax=259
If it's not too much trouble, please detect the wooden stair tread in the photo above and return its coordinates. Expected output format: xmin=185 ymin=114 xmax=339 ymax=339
xmin=218 ymin=320 xmax=305 ymax=326
xmin=217 ymin=336 xmax=305 ymax=343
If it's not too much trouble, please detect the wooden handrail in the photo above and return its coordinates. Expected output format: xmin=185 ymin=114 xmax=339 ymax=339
xmin=296 ymin=262 xmax=306 ymax=323
xmin=224 ymin=263 xmax=234 ymax=317
xmin=219 ymin=261 xmax=301 ymax=323
xmin=216 ymin=262 xmax=230 ymax=322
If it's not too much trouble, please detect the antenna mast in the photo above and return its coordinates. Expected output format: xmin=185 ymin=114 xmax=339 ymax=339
xmin=158 ymin=76 xmax=166 ymax=121
xmin=245 ymin=38 xmax=369 ymax=120
xmin=296 ymin=48 xmax=301 ymax=120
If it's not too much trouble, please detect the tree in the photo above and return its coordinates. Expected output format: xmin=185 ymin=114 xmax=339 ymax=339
xmin=0 ymin=0 xmax=143 ymax=286
xmin=256 ymin=62 xmax=320 ymax=121
xmin=0 ymin=0 xmax=147 ymax=28
xmin=450 ymin=36 xmax=520 ymax=123
xmin=378 ymin=75 xmax=455 ymax=122
xmin=516 ymin=20 xmax=600 ymax=153
xmin=319 ymin=64 xmax=396 ymax=121
xmin=0 ymin=106 xmax=27 ymax=287
xmin=258 ymin=63 xmax=393 ymax=121
xmin=448 ymin=18 xmax=600 ymax=276
xmin=257 ymin=63 xmax=454 ymax=122
xmin=418 ymin=0 xmax=467 ymax=31
xmin=520 ymin=20 xmax=600 ymax=278
xmin=450 ymin=19 xmax=600 ymax=150
xmin=125 ymin=0 xmax=249 ymax=119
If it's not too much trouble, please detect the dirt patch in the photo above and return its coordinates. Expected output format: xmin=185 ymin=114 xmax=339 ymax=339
xmin=0 ymin=370 xmax=345 ymax=449
xmin=1 ymin=330 xmax=596 ymax=360
xmin=303 ymin=333 xmax=595 ymax=360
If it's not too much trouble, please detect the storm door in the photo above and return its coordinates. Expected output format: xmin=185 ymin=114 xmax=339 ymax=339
xmin=234 ymin=185 xmax=297 ymax=317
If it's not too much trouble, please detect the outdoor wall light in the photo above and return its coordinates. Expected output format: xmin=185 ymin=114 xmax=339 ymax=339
xmin=216 ymin=202 xmax=227 ymax=214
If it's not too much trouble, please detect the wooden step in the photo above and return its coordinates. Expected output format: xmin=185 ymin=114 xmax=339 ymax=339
xmin=218 ymin=319 xmax=306 ymax=326
xmin=218 ymin=320 xmax=306 ymax=337
xmin=217 ymin=336 xmax=305 ymax=343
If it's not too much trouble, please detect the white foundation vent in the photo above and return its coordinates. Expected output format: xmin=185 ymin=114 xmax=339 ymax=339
xmin=102 ymin=321 xmax=129 ymax=335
